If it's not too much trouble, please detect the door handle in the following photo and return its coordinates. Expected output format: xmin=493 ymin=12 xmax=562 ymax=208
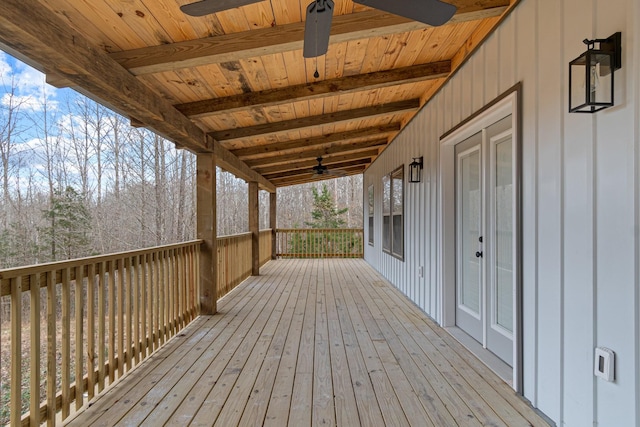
xmin=475 ymin=251 xmax=483 ymax=258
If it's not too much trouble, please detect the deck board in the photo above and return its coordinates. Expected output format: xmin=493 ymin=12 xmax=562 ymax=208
xmin=66 ymin=259 xmax=549 ymax=427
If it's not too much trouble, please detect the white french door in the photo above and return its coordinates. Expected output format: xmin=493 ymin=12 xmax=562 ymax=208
xmin=455 ymin=115 xmax=515 ymax=366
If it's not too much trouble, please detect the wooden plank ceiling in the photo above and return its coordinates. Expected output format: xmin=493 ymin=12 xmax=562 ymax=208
xmin=0 ymin=0 xmax=516 ymax=188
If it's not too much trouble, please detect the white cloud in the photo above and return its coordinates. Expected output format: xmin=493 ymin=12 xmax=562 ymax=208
xmin=0 ymin=52 xmax=58 ymax=112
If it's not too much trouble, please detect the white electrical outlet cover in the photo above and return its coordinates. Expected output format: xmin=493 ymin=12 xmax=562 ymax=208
xmin=594 ymin=347 xmax=615 ymax=382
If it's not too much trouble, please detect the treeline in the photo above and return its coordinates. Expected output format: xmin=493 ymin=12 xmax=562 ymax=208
xmin=0 ymin=68 xmax=362 ymax=269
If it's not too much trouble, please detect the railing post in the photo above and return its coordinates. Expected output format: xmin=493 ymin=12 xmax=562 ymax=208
xmin=197 ymin=153 xmax=217 ymax=315
xmin=249 ymin=181 xmax=259 ymax=276
xmin=270 ymin=191 xmax=277 ymax=260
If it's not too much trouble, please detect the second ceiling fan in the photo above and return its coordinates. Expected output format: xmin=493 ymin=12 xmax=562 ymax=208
xmin=180 ymin=0 xmax=457 ymax=58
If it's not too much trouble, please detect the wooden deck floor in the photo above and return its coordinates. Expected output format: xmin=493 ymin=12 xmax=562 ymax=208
xmin=66 ymin=259 xmax=549 ymax=427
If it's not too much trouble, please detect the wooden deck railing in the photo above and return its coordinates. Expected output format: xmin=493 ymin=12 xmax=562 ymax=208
xmin=259 ymin=229 xmax=273 ymax=266
xmin=0 ymin=240 xmax=201 ymax=426
xmin=216 ymin=229 xmax=273 ymax=300
xmin=276 ymin=228 xmax=364 ymax=258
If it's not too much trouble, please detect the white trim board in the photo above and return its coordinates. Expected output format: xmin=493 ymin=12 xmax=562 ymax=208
xmin=438 ymin=89 xmax=522 ymax=393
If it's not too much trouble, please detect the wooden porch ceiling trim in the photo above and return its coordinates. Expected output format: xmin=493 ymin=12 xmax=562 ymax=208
xmin=256 ymin=149 xmax=381 ymax=175
xmin=270 ymin=166 xmax=367 ymax=187
xmin=232 ymin=124 xmax=400 ymax=160
xmin=175 ymin=62 xmax=450 ymax=118
xmin=0 ymin=0 xmax=276 ymax=193
xmin=263 ymin=159 xmax=372 ymax=180
xmin=211 ymin=99 xmax=419 ymax=142
xmin=109 ymin=2 xmax=509 ymax=76
xmin=244 ymin=138 xmax=388 ymax=168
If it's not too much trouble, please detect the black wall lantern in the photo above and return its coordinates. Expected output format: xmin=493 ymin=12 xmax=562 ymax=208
xmin=569 ymin=32 xmax=622 ymax=113
xmin=409 ymin=157 xmax=423 ymax=183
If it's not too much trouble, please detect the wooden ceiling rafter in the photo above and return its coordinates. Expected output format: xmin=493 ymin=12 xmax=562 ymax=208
xmin=109 ymin=2 xmax=510 ymax=75
xmin=263 ymin=159 xmax=373 ymax=180
xmin=255 ymin=149 xmax=381 ymax=175
xmin=270 ymin=166 xmax=368 ymax=187
xmin=244 ymin=138 xmax=389 ymax=168
xmin=175 ymin=61 xmax=450 ymax=118
xmin=232 ymin=124 xmax=400 ymax=160
xmin=211 ymin=99 xmax=420 ymax=141
xmin=0 ymin=0 xmax=276 ymax=192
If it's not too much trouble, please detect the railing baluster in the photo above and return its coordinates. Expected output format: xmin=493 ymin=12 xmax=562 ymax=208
xmin=46 ymin=271 xmax=56 ymax=426
xmin=29 ymin=273 xmax=41 ymax=426
xmin=10 ymin=277 xmax=22 ymax=427
xmin=87 ymin=264 xmax=95 ymax=400
xmin=153 ymin=252 xmax=159 ymax=351
xmin=125 ymin=257 xmax=132 ymax=373
xmin=108 ymin=260 xmax=116 ymax=384
xmin=74 ymin=265 xmax=84 ymax=411
xmin=177 ymin=248 xmax=183 ymax=328
xmin=133 ymin=255 xmax=140 ymax=366
xmin=158 ymin=251 xmax=164 ymax=347
xmin=140 ymin=255 xmax=147 ymax=360
xmin=117 ymin=258 xmax=124 ymax=379
xmin=98 ymin=262 xmax=106 ymax=392
xmin=61 ymin=267 xmax=71 ymax=420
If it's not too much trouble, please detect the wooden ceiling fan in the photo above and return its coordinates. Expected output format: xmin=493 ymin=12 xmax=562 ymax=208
xmin=180 ymin=0 xmax=457 ymax=58
xmin=312 ymin=157 xmax=347 ymax=178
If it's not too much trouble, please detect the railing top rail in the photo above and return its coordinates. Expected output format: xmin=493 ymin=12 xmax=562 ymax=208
xmin=217 ymin=229 xmax=272 ymax=241
xmin=276 ymin=228 xmax=364 ymax=232
xmin=217 ymin=232 xmax=252 ymax=240
xmin=0 ymin=239 xmax=203 ymax=283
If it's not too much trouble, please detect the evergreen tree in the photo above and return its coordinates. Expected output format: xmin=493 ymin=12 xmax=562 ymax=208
xmin=304 ymin=184 xmax=348 ymax=229
xmin=41 ymin=186 xmax=92 ymax=261
xmin=288 ymin=184 xmax=361 ymax=257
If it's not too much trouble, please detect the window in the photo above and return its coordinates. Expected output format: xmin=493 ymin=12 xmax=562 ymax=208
xmin=368 ymin=185 xmax=374 ymax=246
xmin=382 ymin=166 xmax=404 ymax=259
xmin=391 ymin=166 xmax=404 ymax=259
xmin=382 ymin=175 xmax=391 ymax=252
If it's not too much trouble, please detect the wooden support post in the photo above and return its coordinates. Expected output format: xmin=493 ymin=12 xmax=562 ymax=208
xmin=249 ymin=181 xmax=260 ymax=275
xmin=197 ymin=153 xmax=217 ymax=315
xmin=270 ymin=191 xmax=277 ymax=260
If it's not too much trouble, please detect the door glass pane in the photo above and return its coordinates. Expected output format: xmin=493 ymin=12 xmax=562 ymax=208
xmin=495 ymin=137 xmax=513 ymax=332
xmin=460 ymin=150 xmax=481 ymax=314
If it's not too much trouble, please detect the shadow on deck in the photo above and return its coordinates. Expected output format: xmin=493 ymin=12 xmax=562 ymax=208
xmin=66 ymin=259 xmax=548 ymax=426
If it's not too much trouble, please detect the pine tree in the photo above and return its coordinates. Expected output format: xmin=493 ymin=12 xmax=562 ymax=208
xmin=304 ymin=184 xmax=348 ymax=229
xmin=41 ymin=186 xmax=92 ymax=261
xmin=288 ymin=184 xmax=360 ymax=257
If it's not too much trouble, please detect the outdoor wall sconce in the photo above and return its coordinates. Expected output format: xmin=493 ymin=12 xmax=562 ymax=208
xmin=409 ymin=157 xmax=423 ymax=183
xmin=569 ymin=32 xmax=622 ymax=113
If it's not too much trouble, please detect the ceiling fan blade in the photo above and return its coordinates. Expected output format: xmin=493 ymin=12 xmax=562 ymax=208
xmin=353 ymin=0 xmax=456 ymax=27
xmin=303 ymin=0 xmax=335 ymax=58
xmin=327 ymin=169 xmax=347 ymax=177
xmin=180 ymin=0 xmax=262 ymax=16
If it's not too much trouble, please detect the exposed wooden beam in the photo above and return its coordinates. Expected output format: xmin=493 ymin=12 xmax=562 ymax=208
xmin=263 ymin=159 xmax=372 ymax=180
xmin=110 ymin=2 xmax=509 ymax=75
xmin=245 ymin=138 xmax=387 ymax=167
xmin=232 ymin=124 xmax=400 ymax=160
xmin=0 ymin=0 xmax=211 ymax=153
xmin=0 ymin=0 xmax=275 ymax=193
xmin=212 ymin=99 xmax=419 ymax=142
xmin=176 ymin=62 xmax=450 ymax=118
xmin=271 ymin=166 xmax=367 ymax=187
xmin=211 ymin=137 xmax=275 ymax=192
xmin=255 ymin=149 xmax=380 ymax=175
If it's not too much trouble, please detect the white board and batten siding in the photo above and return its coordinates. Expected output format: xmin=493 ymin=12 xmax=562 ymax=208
xmin=363 ymin=0 xmax=640 ymax=426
